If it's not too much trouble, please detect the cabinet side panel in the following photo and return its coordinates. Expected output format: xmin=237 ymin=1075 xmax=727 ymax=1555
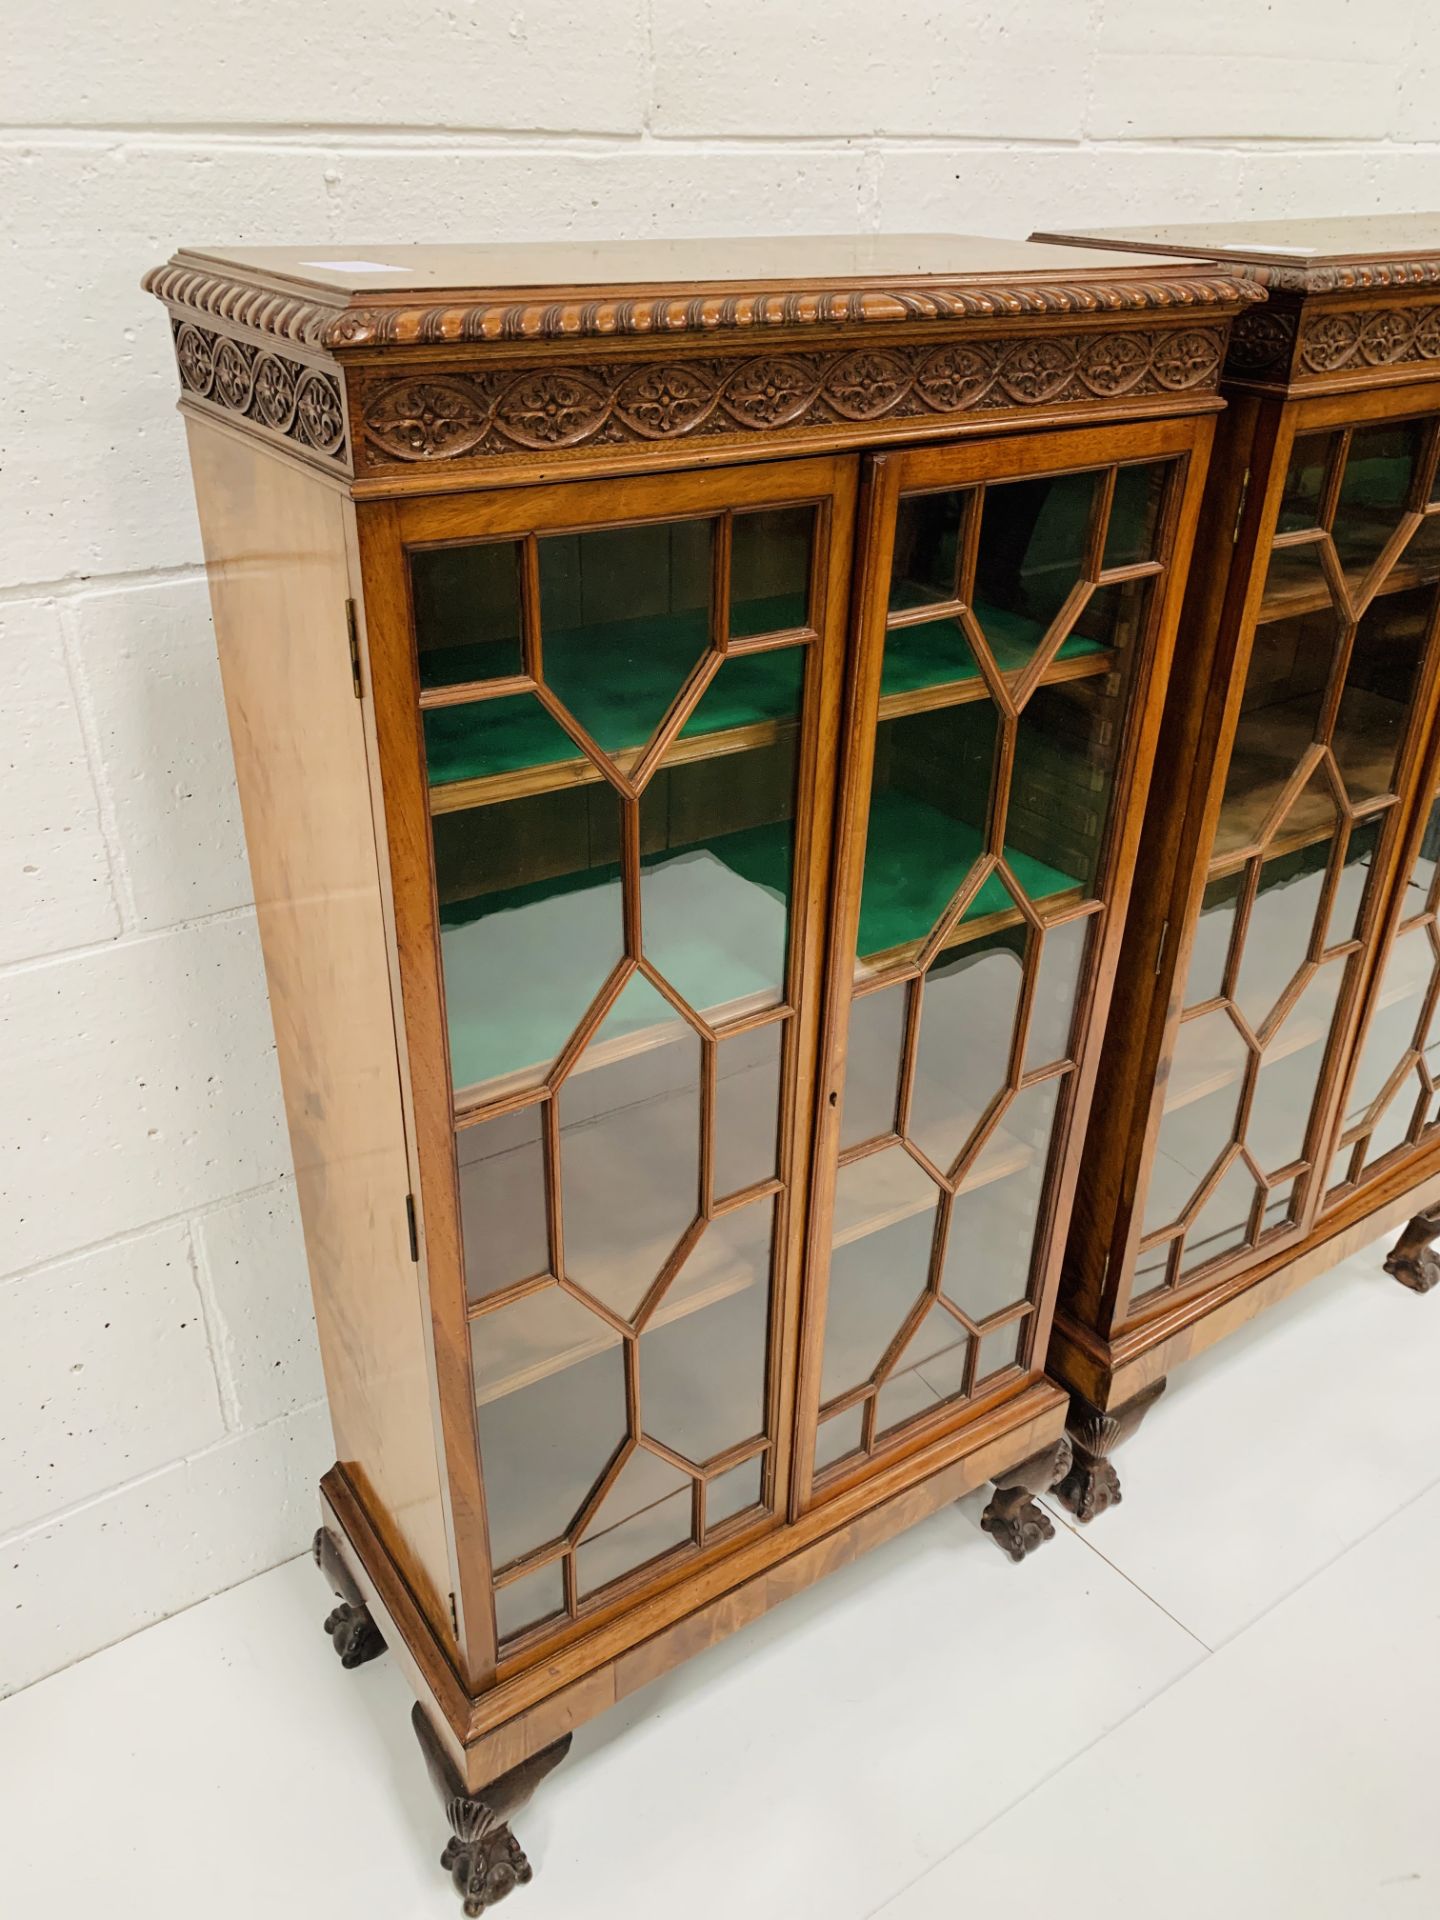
xmin=184 ymin=420 xmax=452 ymax=1629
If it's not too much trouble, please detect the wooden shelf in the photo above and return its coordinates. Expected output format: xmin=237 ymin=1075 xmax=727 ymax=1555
xmin=1162 ymin=915 xmax=1430 ymax=1122
xmin=1257 ymin=543 xmax=1439 ymax=627
xmin=425 ymin=602 xmax=1116 ymax=815
xmin=1212 ymin=686 xmax=1400 ymax=862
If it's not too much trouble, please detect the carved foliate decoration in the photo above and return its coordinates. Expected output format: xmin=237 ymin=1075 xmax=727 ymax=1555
xmin=1297 ymin=300 xmax=1440 ymax=378
xmin=170 ymin=321 xmax=349 ymax=466
xmin=360 ymin=325 xmax=1227 ymax=467
xmin=1224 ymin=306 xmax=1298 ymax=382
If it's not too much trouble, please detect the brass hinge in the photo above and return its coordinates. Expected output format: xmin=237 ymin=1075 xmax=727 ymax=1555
xmin=405 ymin=1193 xmax=419 ymax=1262
xmin=447 ymin=1591 xmax=459 ymax=1638
xmin=1154 ymin=919 xmax=1170 ymax=975
xmin=345 ymin=597 xmax=363 ymax=700
xmin=1231 ymin=469 xmax=1251 ymax=544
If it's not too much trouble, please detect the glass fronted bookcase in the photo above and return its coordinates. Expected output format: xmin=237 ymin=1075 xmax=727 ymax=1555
xmin=1034 ymin=216 xmax=1440 ymax=1520
xmin=146 ymin=234 xmax=1248 ymax=1904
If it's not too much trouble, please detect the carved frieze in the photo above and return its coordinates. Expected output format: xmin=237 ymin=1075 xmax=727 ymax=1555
xmin=171 ymin=321 xmax=349 ymax=467
xmin=359 ymin=325 xmax=1227 ymax=467
xmin=1297 ymin=301 xmax=1440 ymax=378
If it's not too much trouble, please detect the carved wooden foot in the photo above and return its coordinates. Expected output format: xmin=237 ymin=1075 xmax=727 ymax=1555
xmin=980 ymin=1434 xmax=1073 ymax=1562
xmin=1384 ymin=1205 xmax=1440 ymax=1294
xmin=1054 ymin=1379 xmax=1166 ymax=1523
xmin=413 ymin=1704 xmax=571 ymax=1915
xmin=313 ymin=1526 xmax=385 ymax=1668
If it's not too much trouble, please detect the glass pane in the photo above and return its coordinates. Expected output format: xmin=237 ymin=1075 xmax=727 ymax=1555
xmin=1332 ymin=586 xmax=1432 ymax=805
xmin=713 ymin=1021 xmax=784 ymax=1198
xmin=975 ymin=469 xmax=1097 ymax=640
xmin=1103 ymin=462 xmax=1168 ymax=568
xmin=1244 ymin=962 xmax=1344 ymax=1175
xmin=1025 ymin=915 xmax=1091 ymax=1070
xmin=1217 ymin=592 xmax=1337 ymax=857
xmin=1260 ymin=1179 xmax=1297 ymax=1236
xmin=424 ymin=688 xmax=584 ymax=791
xmin=937 ymin=1077 xmax=1063 ymax=1321
xmin=1143 ymin=1008 xmax=1250 ymax=1235
xmin=472 ymin=1289 xmax=625 ymax=1569
xmin=730 ymin=506 xmax=813 ymax=638
xmin=858 ymin=703 xmax=997 ymax=968
xmin=1185 ymin=871 xmax=1243 ymax=1005
xmin=1406 ymin=511 xmax=1440 ymax=584
xmin=908 ymin=927 xmax=1024 ymax=1175
xmin=875 ymin=1367 xmax=944 ymax=1437
xmin=1260 ymin=537 xmax=1328 ymax=620
xmin=559 ymin=990 xmax=701 ymax=1321
xmin=1344 ymin=924 xmax=1434 ymax=1128
xmin=1010 ymin=668 xmax=1134 ymax=902
xmin=1332 ymin=420 xmax=1422 ymax=585
xmin=1327 ymin=1141 xmax=1358 ymax=1195
xmin=458 ymin=1105 xmax=549 ymax=1303
xmin=814 ymin=1403 xmax=864 ymax=1472
xmin=639 ymin=1195 xmax=774 ymax=1465
xmin=1232 ymin=830 xmax=1334 ymax=1032
xmin=706 ymin=1456 xmax=763 ymax=1531
xmin=1130 ymin=1235 xmax=1173 ymax=1306
xmin=1363 ymin=1070 xmax=1425 ymax=1170
xmin=1276 ymin=431 xmax=1334 ymax=533
xmin=839 ymin=983 xmax=907 ymax=1149
xmin=890 ymin=489 xmax=966 ymax=611
xmin=640 ymin=725 xmax=798 ymax=1023
xmin=431 ymin=730 xmax=623 ymax=1096
xmin=575 ymin=1448 xmax=693 ymax=1597
xmin=975 ymin=1320 xmax=1025 ymax=1384
xmin=1178 ymin=1155 xmax=1262 ymax=1276
xmin=822 ymin=1147 xmax=940 ymax=1405
xmin=539 ymin=518 xmax=713 ymax=755
xmin=1407 ymin=789 xmax=1440 ymax=909
xmin=1330 ymin=817 xmax=1383 ymax=947
xmin=494 ymin=1561 xmax=564 ymax=1645
xmin=411 ymin=540 xmax=523 ymax=689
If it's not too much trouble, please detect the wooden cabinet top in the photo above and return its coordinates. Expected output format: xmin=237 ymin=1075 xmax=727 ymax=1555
xmin=144 ymin=232 xmax=1261 ymax=492
xmin=1035 ymin=215 xmax=1440 ymax=398
xmin=145 ymin=232 xmax=1259 ymax=351
xmin=1033 ymin=214 xmax=1440 ymax=293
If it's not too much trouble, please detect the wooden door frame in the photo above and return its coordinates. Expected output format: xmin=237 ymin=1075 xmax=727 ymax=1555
xmin=1087 ymin=377 xmax=1440 ymax=1345
xmin=792 ymin=411 xmax=1216 ymax=1514
xmin=355 ymin=453 xmax=858 ymax=1688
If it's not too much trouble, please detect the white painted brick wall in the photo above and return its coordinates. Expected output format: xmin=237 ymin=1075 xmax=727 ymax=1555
xmin=2 ymin=0 xmax=1435 ymax=1696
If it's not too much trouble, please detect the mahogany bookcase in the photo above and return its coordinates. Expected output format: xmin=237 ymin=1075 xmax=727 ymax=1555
xmin=144 ymin=235 xmax=1253 ymax=1906
xmin=1032 ymin=216 xmax=1440 ymax=1518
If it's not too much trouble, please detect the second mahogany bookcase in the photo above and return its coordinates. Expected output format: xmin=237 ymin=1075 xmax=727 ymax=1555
xmin=1033 ymin=215 xmax=1440 ymax=1517
xmin=144 ymin=233 xmax=1251 ymax=1906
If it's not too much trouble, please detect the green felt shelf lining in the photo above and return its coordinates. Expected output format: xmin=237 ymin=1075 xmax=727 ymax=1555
xmin=438 ymin=789 xmax=1083 ymax=1095
xmin=424 ymin=599 xmax=1107 ymax=794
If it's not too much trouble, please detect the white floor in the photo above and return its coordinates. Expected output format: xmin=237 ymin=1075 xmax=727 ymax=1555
xmin=3 ymin=1229 xmax=1439 ymax=1920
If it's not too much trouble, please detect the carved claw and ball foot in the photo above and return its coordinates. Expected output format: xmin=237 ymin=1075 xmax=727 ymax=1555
xmin=1384 ymin=1205 xmax=1440 ymax=1294
xmin=980 ymin=1434 xmax=1073 ymax=1562
xmin=1054 ymin=1379 xmax=1166 ymax=1523
xmin=413 ymin=1705 xmax=571 ymax=1915
xmin=313 ymin=1526 xmax=386 ymax=1668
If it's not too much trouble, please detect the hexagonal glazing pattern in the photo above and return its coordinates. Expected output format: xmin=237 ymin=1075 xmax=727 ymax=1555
xmin=1133 ymin=415 xmax=1440 ymax=1306
xmin=1328 ymin=784 xmax=1440 ymax=1190
xmin=422 ymin=503 xmax=818 ymax=1646
xmin=817 ymin=454 xmax=1180 ymax=1472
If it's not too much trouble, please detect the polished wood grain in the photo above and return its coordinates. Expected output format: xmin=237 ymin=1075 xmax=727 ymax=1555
xmin=157 ymin=238 xmax=1248 ymax=1855
xmin=184 ymin=421 xmax=455 ymax=1636
xmin=1050 ymin=223 xmax=1440 ymax=1447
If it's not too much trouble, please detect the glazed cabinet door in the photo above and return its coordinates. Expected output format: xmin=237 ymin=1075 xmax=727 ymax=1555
xmin=364 ymin=457 xmax=853 ymax=1671
xmin=797 ymin=417 xmax=1209 ymax=1499
xmin=1128 ymin=397 xmax=1440 ymax=1309
xmin=1325 ymin=748 xmax=1440 ymax=1198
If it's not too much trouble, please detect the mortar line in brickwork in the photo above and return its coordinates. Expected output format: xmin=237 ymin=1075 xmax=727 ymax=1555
xmin=0 ymin=1394 xmax=330 ymax=1555
xmin=0 ymin=1177 xmax=296 ymax=1294
xmin=0 ymin=901 xmax=265 ymax=982
xmin=0 ymin=564 xmax=209 ymax=607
